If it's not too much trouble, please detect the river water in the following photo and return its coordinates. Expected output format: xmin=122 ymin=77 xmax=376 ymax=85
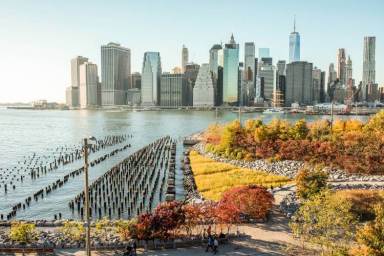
xmin=0 ymin=108 xmax=368 ymax=220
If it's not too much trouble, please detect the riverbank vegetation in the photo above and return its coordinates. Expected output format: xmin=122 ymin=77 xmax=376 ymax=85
xmin=203 ymin=110 xmax=384 ymax=174
xmin=189 ymin=150 xmax=291 ymax=201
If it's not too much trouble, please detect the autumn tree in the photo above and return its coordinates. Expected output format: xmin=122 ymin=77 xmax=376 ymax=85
xmin=115 ymin=219 xmax=138 ymax=241
xmin=9 ymin=222 xmax=38 ymax=243
xmin=290 ymin=190 xmax=357 ymax=254
xmin=295 ymin=166 xmax=328 ymax=200
xmin=152 ymin=201 xmax=185 ymax=240
xmin=219 ymin=185 xmax=274 ymax=221
xmin=182 ymin=203 xmax=202 ymax=236
xmin=60 ymin=221 xmax=85 ymax=241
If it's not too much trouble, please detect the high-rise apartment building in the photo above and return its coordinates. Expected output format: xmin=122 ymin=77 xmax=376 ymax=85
xmin=289 ymin=17 xmax=300 ymax=63
xmin=181 ymin=45 xmax=189 ymax=73
xmin=193 ymin=64 xmax=214 ymax=107
xmin=141 ymin=52 xmax=161 ymax=105
xmin=101 ymin=42 xmax=131 ymax=106
xmin=223 ymin=34 xmax=239 ymax=105
xmin=160 ymin=73 xmax=186 ymax=107
xmin=79 ymin=62 xmax=99 ymax=108
xmin=285 ymin=61 xmax=313 ymax=106
xmin=362 ymin=36 xmax=376 ymax=86
xmin=336 ymin=48 xmax=346 ymax=85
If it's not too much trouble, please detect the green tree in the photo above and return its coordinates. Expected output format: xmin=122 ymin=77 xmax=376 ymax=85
xmin=290 ymin=190 xmax=357 ymax=254
xmin=9 ymin=222 xmax=37 ymax=243
xmin=295 ymin=166 xmax=328 ymax=200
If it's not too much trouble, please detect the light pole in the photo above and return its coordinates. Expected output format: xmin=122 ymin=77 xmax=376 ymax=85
xmin=83 ymin=136 xmax=96 ymax=256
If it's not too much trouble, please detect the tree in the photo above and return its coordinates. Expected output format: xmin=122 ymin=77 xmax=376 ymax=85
xmin=363 ymin=110 xmax=384 ymax=133
xmin=9 ymin=222 xmax=37 ymax=243
xmin=219 ymin=185 xmax=274 ymax=221
xmin=95 ymin=217 xmax=112 ymax=241
xmin=290 ymin=190 xmax=357 ymax=254
xmin=290 ymin=119 xmax=309 ymax=140
xmin=136 ymin=213 xmax=154 ymax=242
xmin=353 ymin=203 xmax=384 ymax=256
xmin=215 ymin=198 xmax=241 ymax=232
xmin=182 ymin=203 xmax=202 ymax=236
xmin=295 ymin=166 xmax=328 ymax=200
xmin=152 ymin=201 xmax=185 ymax=240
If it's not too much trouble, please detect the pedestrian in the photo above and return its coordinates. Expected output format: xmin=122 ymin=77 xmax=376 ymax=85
xmin=205 ymin=234 xmax=214 ymax=252
xmin=213 ymin=237 xmax=219 ymax=254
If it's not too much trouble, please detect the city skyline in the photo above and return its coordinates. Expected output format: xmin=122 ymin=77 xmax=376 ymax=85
xmin=0 ymin=0 xmax=383 ymax=102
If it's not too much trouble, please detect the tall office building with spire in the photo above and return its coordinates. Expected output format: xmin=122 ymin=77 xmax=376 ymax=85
xmin=337 ymin=48 xmax=347 ymax=85
xmin=223 ymin=34 xmax=239 ymax=105
xmin=289 ymin=17 xmax=300 ymax=63
xmin=181 ymin=45 xmax=188 ymax=73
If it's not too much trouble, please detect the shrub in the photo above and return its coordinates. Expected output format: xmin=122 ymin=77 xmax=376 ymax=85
xmin=353 ymin=203 xmax=384 ymax=256
xmin=9 ymin=222 xmax=37 ymax=243
xmin=295 ymin=166 xmax=328 ymax=200
xmin=115 ymin=219 xmax=137 ymax=241
xmin=60 ymin=221 xmax=85 ymax=241
xmin=290 ymin=190 xmax=357 ymax=253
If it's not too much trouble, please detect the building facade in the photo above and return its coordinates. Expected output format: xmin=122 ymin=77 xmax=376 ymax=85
xmin=193 ymin=64 xmax=214 ymax=107
xmin=312 ymin=67 xmax=322 ymax=104
xmin=337 ymin=48 xmax=347 ymax=85
xmin=129 ymin=72 xmax=141 ymax=89
xmin=141 ymin=52 xmax=161 ymax=105
xmin=223 ymin=35 xmax=239 ymax=105
xmin=285 ymin=61 xmax=313 ymax=106
xmin=362 ymin=36 xmax=376 ymax=101
xmin=101 ymin=42 xmax=131 ymax=106
xmin=258 ymin=60 xmax=276 ymax=101
xmin=71 ymin=56 xmax=88 ymax=87
xmin=184 ymin=63 xmax=200 ymax=106
xmin=79 ymin=62 xmax=99 ymax=108
xmin=244 ymin=42 xmax=256 ymax=102
xmin=160 ymin=73 xmax=186 ymax=107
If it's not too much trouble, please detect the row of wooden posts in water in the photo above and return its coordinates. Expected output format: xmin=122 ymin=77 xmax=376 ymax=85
xmin=0 ymin=135 xmax=132 ymax=221
xmin=0 ymin=135 xmax=131 ymax=194
xmin=69 ymin=136 xmax=176 ymax=220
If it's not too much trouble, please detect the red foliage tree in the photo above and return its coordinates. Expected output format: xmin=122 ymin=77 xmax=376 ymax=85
xmin=219 ymin=185 xmax=274 ymax=221
xmin=136 ymin=213 xmax=154 ymax=242
xmin=152 ymin=201 xmax=185 ymax=240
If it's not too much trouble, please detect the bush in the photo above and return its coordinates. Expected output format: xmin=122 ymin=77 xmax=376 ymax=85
xmin=295 ymin=166 xmax=328 ymax=200
xmin=60 ymin=221 xmax=85 ymax=241
xmin=9 ymin=222 xmax=37 ymax=243
xmin=290 ymin=190 xmax=357 ymax=253
xmin=353 ymin=203 xmax=384 ymax=256
xmin=115 ymin=219 xmax=137 ymax=241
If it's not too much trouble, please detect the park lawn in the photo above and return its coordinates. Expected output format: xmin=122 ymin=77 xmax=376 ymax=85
xmin=189 ymin=150 xmax=291 ymax=201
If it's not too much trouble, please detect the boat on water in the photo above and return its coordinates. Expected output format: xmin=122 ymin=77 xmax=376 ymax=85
xmin=263 ymin=108 xmax=286 ymax=114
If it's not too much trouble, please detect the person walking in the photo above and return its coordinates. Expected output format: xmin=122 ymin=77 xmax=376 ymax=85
xmin=205 ymin=234 xmax=214 ymax=252
xmin=213 ymin=237 xmax=219 ymax=254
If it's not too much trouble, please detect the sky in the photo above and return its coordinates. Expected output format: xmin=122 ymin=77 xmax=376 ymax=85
xmin=0 ymin=0 xmax=383 ymax=103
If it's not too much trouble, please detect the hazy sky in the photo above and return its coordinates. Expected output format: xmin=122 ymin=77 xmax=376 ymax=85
xmin=0 ymin=0 xmax=383 ymax=103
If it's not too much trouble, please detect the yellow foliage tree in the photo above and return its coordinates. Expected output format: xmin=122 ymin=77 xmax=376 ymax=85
xmin=9 ymin=222 xmax=37 ymax=243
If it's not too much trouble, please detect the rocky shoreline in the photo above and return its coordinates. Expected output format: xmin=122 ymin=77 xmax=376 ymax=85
xmin=181 ymin=150 xmax=203 ymax=202
xmin=192 ymin=143 xmax=384 ymax=182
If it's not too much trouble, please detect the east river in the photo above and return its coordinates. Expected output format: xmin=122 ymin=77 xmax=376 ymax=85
xmin=0 ymin=108 xmax=369 ymax=220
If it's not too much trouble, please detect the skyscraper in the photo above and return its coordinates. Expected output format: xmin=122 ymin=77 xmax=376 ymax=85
xmin=101 ymin=42 xmax=131 ymax=106
xmin=289 ymin=17 xmax=300 ymax=63
xmin=71 ymin=56 xmax=88 ymax=87
xmin=328 ymin=63 xmax=337 ymax=85
xmin=258 ymin=59 xmax=276 ymax=101
xmin=362 ymin=36 xmax=376 ymax=86
xmin=336 ymin=48 xmax=346 ymax=85
xmin=244 ymin=42 xmax=256 ymax=101
xmin=181 ymin=45 xmax=189 ymax=73
xmin=79 ymin=62 xmax=99 ymax=108
xmin=285 ymin=61 xmax=313 ymax=106
xmin=129 ymin=72 xmax=141 ymax=89
xmin=312 ymin=67 xmax=322 ymax=104
xmin=345 ymin=55 xmax=353 ymax=84
xmin=193 ymin=64 xmax=214 ymax=107
xmin=223 ymin=34 xmax=239 ymax=105
xmin=160 ymin=73 xmax=186 ymax=107
xmin=184 ymin=63 xmax=200 ymax=106
xmin=209 ymin=44 xmax=222 ymax=77
xmin=141 ymin=52 xmax=161 ymax=105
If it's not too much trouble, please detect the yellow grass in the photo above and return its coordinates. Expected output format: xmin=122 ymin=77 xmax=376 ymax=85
xmin=189 ymin=150 xmax=291 ymax=201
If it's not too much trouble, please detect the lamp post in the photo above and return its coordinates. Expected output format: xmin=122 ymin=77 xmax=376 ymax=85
xmin=83 ymin=136 xmax=96 ymax=256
